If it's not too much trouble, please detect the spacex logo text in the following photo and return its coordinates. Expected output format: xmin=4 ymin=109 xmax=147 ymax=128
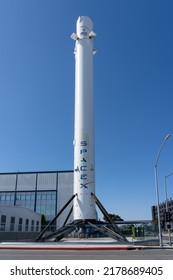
xmin=80 ymin=140 xmax=88 ymax=188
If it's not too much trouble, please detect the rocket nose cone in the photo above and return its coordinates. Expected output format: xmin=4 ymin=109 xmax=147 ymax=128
xmin=77 ymin=16 xmax=93 ymax=37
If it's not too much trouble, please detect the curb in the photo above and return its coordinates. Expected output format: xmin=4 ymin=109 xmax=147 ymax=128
xmin=0 ymin=246 xmax=144 ymax=251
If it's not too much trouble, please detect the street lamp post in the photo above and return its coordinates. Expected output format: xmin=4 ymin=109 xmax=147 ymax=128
xmin=164 ymin=172 xmax=173 ymax=246
xmin=154 ymin=134 xmax=171 ymax=247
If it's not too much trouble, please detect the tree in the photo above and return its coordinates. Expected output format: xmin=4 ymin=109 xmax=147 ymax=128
xmin=103 ymin=213 xmax=124 ymax=222
xmin=152 ymin=217 xmax=158 ymax=225
xmin=41 ymin=214 xmax=46 ymax=225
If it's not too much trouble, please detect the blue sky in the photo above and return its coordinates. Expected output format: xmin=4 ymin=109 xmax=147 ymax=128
xmin=0 ymin=0 xmax=173 ymax=220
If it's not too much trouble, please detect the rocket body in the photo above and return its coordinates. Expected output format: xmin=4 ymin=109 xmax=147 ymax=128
xmin=73 ymin=16 xmax=97 ymax=221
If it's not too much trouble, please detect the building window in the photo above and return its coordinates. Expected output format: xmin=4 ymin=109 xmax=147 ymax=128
xmin=25 ymin=219 xmax=29 ymax=232
xmin=36 ymin=191 xmax=56 ymax=221
xmin=16 ymin=191 xmax=35 ymax=211
xmin=0 ymin=192 xmax=15 ymax=205
xmin=0 ymin=215 xmax=6 ymax=231
xmin=31 ymin=220 xmax=34 ymax=232
xmin=10 ymin=216 xmax=15 ymax=231
xmin=18 ymin=218 xmax=23 ymax=232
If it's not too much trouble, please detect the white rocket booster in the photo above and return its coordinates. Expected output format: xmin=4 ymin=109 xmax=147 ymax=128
xmin=71 ymin=16 xmax=97 ymax=221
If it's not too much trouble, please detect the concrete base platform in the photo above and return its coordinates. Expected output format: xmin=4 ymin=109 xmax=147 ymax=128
xmin=0 ymin=237 xmax=171 ymax=251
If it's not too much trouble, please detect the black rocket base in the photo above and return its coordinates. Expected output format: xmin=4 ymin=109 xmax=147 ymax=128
xmin=35 ymin=193 xmax=128 ymax=243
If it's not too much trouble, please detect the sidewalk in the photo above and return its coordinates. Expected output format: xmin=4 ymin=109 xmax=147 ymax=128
xmin=0 ymin=238 xmax=172 ymax=251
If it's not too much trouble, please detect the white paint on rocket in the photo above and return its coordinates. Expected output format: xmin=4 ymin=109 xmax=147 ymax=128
xmin=72 ymin=16 xmax=97 ymax=221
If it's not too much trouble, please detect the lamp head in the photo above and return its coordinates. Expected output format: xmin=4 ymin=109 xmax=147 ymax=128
xmin=165 ymin=134 xmax=171 ymax=141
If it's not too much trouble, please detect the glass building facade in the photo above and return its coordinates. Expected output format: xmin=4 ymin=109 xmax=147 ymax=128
xmin=0 ymin=171 xmax=73 ymax=226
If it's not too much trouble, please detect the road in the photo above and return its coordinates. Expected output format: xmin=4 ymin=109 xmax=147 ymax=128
xmin=0 ymin=248 xmax=173 ymax=260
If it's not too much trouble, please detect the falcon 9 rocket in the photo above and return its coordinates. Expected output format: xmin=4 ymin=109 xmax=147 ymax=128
xmin=71 ymin=16 xmax=97 ymax=221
